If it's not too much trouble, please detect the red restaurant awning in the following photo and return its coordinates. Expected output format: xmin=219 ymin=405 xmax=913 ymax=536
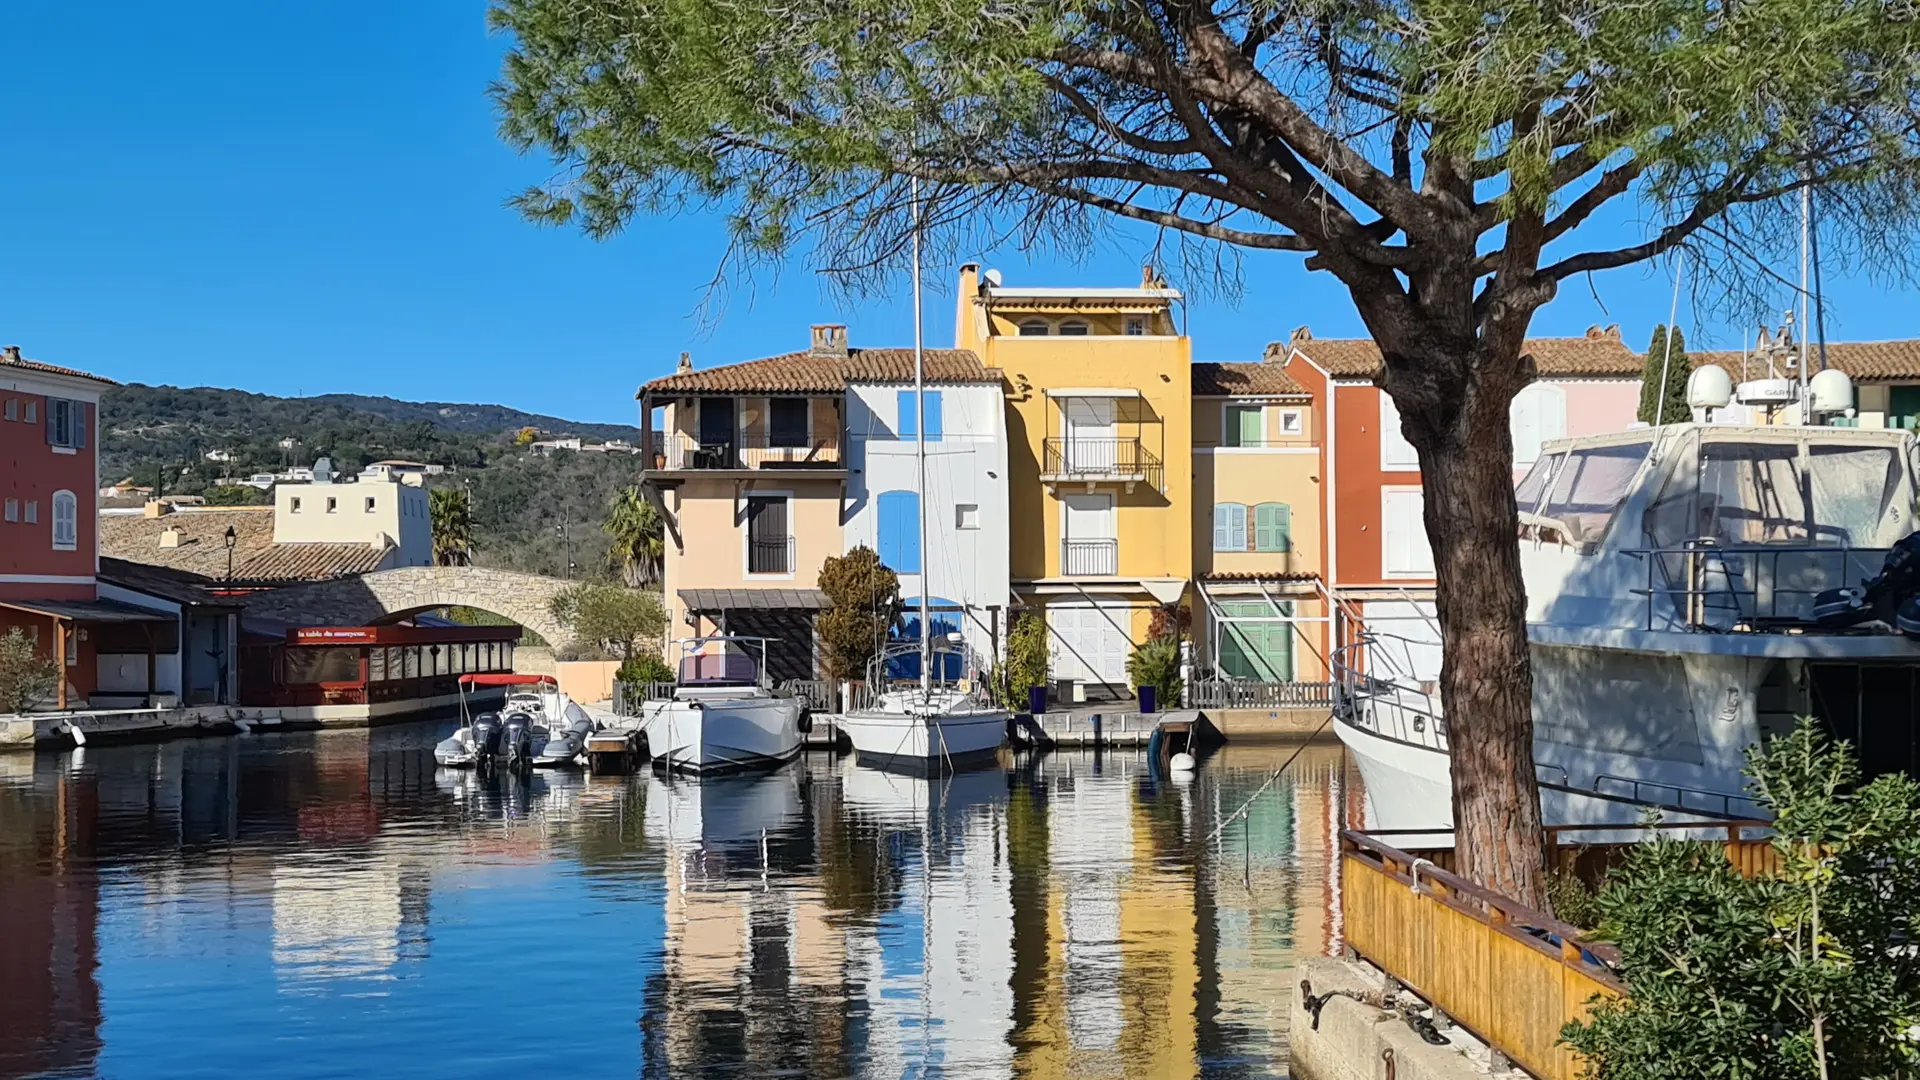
xmin=457 ymin=673 xmax=556 ymax=688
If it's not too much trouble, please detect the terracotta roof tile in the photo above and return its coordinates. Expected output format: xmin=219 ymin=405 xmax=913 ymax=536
xmin=232 ymin=543 xmax=390 ymax=585
xmin=640 ymin=348 xmax=992 ymax=396
xmin=97 ymin=557 xmax=243 ymax=607
xmin=1287 ymin=332 xmax=1642 ymax=379
xmin=1694 ymin=340 xmax=1920 ymax=381
xmin=1191 ymin=362 xmax=1310 ymax=397
xmin=99 ymin=508 xmax=277 ymax=579
xmin=0 ymin=348 xmax=118 ymax=387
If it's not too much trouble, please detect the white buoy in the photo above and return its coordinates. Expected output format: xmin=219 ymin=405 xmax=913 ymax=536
xmin=1170 ymin=751 xmax=1197 ymax=773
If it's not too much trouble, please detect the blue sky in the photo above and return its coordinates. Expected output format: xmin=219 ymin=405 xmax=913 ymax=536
xmin=4 ymin=1 xmax=1916 ymax=427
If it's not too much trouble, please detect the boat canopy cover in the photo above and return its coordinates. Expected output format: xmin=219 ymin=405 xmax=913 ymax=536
xmin=458 ymin=673 xmax=558 ymax=688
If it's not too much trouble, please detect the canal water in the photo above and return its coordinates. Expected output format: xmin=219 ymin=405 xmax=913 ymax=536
xmin=0 ymin=724 xmax=1361 ymax=1079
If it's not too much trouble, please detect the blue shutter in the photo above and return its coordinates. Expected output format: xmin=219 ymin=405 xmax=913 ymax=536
xmin=1212 ymin=504 xmax=1231 ymax=551
xmin=1213 ymin=504 xmax=1248 ymax=552
xmin=923 ymin=391 xmax=943 ymax=442
xmin=877 ymin=490 xmax=921 ymax=573
xmin=896 ymin=391 xmax=915 ymax=438
xmin=75 ymin=402 xmax=87 ymax=449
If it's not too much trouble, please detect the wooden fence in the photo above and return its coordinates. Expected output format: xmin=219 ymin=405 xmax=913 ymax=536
xmin=1343 ymin=821 xmax=1778 ymax=1079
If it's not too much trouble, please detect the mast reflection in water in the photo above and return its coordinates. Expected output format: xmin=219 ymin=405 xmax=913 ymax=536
xmin=0 ymin=723 xmax=1361 ymax=1079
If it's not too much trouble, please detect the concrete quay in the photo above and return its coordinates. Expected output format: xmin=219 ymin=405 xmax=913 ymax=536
xmin=1291 ymin=958 xmax=1499 ymax=1080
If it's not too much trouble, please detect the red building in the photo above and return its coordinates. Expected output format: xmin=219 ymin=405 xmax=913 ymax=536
xmin=0 ymin=346 xmax=169 ymax=709
xmin=239 ymin=623 xmax=523 ymax=712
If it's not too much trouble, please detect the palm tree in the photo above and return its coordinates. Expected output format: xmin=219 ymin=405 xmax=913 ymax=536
xmin=603 ymin=486 xmax=664 ymax=586
xmin=429 ymin=488 xmax=473 ymax=566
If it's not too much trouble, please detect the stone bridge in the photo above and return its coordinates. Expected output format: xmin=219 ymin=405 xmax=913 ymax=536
xmin=243 ymin=566 xmax=574 ymax=645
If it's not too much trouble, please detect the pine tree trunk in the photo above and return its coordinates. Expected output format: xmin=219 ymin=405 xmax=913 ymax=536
xmin=1417 ymin=384 xmax=1549 ymax=910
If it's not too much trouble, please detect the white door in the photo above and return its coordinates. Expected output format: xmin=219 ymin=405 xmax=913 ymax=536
xmin=1064 ymin=397 xmax=1116 ymax=473
xmin=1048 ymin=604 xmax=1129 ymax=684
xmin=1381 ymin=488 xmax=1435 ymax=576
xmin=1366 ymin=600 xmax=1443 ymax=683
xmin=1062 ymin=493 xmax=1116 ymax=575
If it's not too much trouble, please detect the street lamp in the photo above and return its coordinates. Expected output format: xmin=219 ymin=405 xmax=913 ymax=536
xmin=224 ymin=525 xmax=238 ymax=584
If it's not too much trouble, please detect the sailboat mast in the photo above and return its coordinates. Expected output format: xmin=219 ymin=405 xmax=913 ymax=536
xmin=911 ymin=177 xmax=932 ymax=697
xmin=1799 ymin=183 xmax=1812 ymax=416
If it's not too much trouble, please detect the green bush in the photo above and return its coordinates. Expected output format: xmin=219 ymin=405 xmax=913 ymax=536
xmin=0 ymin=628 xmax=58 ymax=714
xmin=1126 ymin=635 xmax=1182 ymax=705
xmin=617 ymin=653 xmax=674 ymax=685
xmin=1563 ymin=718 xmax=1920 ymax=1078
xmin=992 ymin=610 xmax=1049 ymax=706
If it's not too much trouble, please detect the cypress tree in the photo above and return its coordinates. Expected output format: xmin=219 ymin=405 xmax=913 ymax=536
xmin=1639 ymin=326 xmax=1693 ymax=425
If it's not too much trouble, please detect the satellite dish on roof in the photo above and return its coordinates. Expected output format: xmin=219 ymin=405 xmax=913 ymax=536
xmin=1809 ymin=369 xmax=1855 ymax=416
xmin=983 ymin=268 xmax=1003 ymax=287
xmin=1687 ymin=365 xmax=1733 ymax=410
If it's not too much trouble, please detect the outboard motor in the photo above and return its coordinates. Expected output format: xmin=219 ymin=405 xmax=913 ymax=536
xmin=1815 ymin=531 xmax=1920 ymax=630
xmin=502 ymin=711 xmax=535 ymax=773
xmin=470 ymin=712 xmax=503 ymax=769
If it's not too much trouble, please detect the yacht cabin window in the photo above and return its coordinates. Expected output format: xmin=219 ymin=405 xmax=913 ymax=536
xmin=1514 ymin=453 xmax=1563 ymax=516
xmin=1537 ymin=441 xmax=1649 ymax=551
xmin=1647 ymin=439 xmax=1905 ymax=549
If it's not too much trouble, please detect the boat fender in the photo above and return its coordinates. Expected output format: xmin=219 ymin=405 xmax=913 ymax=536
xmin=1169 ymin=751 xmax=1197 ymax=772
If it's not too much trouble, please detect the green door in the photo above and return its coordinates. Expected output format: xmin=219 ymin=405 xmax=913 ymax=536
xmin=1217 ymin=601 xmax=1294 ymax=681
xmin=1891 ymin=386 xmax=1920 ymax=431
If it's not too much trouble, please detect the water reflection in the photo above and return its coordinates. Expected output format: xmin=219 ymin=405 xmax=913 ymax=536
xmin=0 ymin=726 xmax=1358 ymax=1079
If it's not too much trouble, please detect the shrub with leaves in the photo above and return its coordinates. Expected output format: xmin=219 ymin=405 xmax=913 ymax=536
xmin=616 ymin=653 xmax=674 ymax=685
xmin=991 ymin=610 xmax=1050 ymax=706
xmin=1563 ymin=718 xmax=1920 ymax=1078
xmin=548 ymin=584 xmax=665 ymax=661
xmin=1126 ymin=635 xmax=1183 ymax=706
xmin=0 ymin=628 xmax=58 ymax=714
xmin=815 ymin=546 xmax=900 ymax=682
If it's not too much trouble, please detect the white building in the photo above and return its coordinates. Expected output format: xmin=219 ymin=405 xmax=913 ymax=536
xmin=272 ymin=478 xmax=433 ymax=567
xmin=843 ymin=378 xmax=1010 ymax=679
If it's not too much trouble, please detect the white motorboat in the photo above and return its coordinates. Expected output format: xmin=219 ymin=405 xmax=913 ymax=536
xmin=838 ymin=181 xmax=1010 ymax=773
xmin=433 ymin=673 xmax=598 ymax=770
xmin=1335 ymin=419 xmax=1920 ymax=832
xmin=635 ymin=638 xmax=804 ymax=774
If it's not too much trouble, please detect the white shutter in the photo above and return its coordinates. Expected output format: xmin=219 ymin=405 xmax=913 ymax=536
xmin=1382 ymin=489 xmax=1434 ymax=575
xmin=1380 ymin=394 xmax=1419 ymax=469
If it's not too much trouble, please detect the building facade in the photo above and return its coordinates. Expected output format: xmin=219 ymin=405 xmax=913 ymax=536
xmin=640 ymin=326 xmax=1007 ymax=684
xmin=954 ymin=266 xmax=1193 ymax=700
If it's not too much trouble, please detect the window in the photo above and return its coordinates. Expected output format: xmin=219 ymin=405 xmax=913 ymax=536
xmin=51 ymin=490 xmax=77 ymax=550
xmin=1125 ymin=316 xmax=1147 ymax=336
xmin=769 ymin=398 xmax=809 ymax=448
xmin=1509 ymin=383 xmax=1568 ymax=466
xmin=896 ymin=390 xmax=943 ymax=442
xmin=1536 ymin=440 xmax=1648 ymax=550
xmin=1058 ymin=320 xmax=1090 ymax=336
xmin=1254 ymin=503 xmax=1292 ymax=552
xmin=1379 ymin=394 xmax=1419 ymax=469
xmin=365 ymin=496 xmax=377 ymax=513
xmin=1213 ymin=503 xmax=1248 ymax=551
xmin=46 ymin=398 xmax=85 ymax=450
xmin=1382 ymin=488 xmax=1434 ymax=576
xmin=1224 ymin=405 xmax=1264 ymax=447
xmin=1514 ymin=453 xmax=1562 ymax=516
xmin=24 ymin=400 xmax=35 ymax=423
xmin=1217 ymin=601 xmax=1293 ymax=681
xmin=877 ymin=490 xmax=921 ymax=572
xmin=745 ymin=495 xmax=791 ymax=574
xmin=23 ymin=501 xmax=36 ymax=524
xmin=2 ymin=400 xmax=13 ymax=421
xmin=955 ymin=503 xmax=979 ymax=529
xmin=291 ymin=497 xmax=302 ymax=513
xmin=1278 ymin=409 xmax=1305 ymax=436
xmin=325 ymin=497 xmax=338 ymax=514
xmin=3 ymin=499 xmax=15 ymax=522
xmin=1018 ymin=319 xmax=1050 ymax=336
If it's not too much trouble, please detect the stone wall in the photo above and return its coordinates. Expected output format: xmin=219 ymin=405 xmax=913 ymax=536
xmin=243 ymin=566 xmax=573 ymax=645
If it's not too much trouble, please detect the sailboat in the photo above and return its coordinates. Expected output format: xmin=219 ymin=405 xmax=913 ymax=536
xmin=838 ymin=180 xmax=1012 ymax=773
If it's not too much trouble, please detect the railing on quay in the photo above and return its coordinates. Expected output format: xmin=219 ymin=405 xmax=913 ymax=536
xmin=1188 ymin=679 xmax=1332 ymax=709
xmin=656 ymin=431 xmax=842 ymax=471
xmin=1342 ymin=820 xmax=1779 ymax=1080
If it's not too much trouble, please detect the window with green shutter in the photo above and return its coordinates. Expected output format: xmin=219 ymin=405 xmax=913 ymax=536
xmin=1223 ymin=405 xmax=1265 ymax=447
xmin=1253 ymin=503 xmax=1291 ymax=552
xmin=1216 ymin=601 xmax=1293 ymax=680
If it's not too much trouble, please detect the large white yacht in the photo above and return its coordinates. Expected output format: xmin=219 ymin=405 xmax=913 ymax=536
xmin=635 ymin=638 xmax=805 ymax=773
xmin=1336 ymin=416 xmax=1920 ymax=830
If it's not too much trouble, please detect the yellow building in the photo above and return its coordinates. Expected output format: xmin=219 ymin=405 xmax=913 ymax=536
xmin=1189 ymin=362 xmax=1330 ymax=684
xmin=954 ymin=265 xmax=1193 ymax=700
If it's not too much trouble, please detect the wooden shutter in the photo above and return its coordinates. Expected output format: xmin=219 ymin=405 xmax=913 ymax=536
xmin=1254 ymin=503 xmax=1291 ymax=552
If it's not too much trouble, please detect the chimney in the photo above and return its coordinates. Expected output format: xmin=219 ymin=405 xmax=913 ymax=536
xmin=158 ymin=527 xmax=182 ymax=548
xmin=1 ymin=345 xmax=19 ymax=362
xmin=1142 ymin=265 xmax=1157 ymax=287
xmin=1604 ymin=324 xmax=1621 ymax=340
xmin=1263 ymin=341 xmax=1288 ymax=363
xmin=810 ymin=324 xmax=849 ymax=357
xmin=1289 ymin=326 xmax=1314 ymax=348
xmin=143 ymin=499 xmax=172 ymax=518
xmin=1585 ymin=325 xmax=1607 ymax=340
xmin=676 ymin=351 xmax=693 ymax=374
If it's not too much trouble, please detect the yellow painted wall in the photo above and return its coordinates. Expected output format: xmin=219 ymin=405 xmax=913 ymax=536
xmin=1192 ymin=450 xmax=1323 ymax=580
xmin=970 ymin=338 xmax=1193 ymax=582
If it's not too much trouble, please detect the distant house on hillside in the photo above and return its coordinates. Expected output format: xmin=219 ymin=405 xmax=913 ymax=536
xmin=360 ymin=459 xmax=442 ymax=485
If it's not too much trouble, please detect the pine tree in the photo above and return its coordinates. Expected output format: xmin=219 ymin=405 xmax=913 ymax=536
xmin=1638 ymin=325 xmax=1693 ymax=425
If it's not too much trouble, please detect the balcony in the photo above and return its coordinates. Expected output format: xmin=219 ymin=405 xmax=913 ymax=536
xmin=652 ymin=432 xmax=843 ymax=474
xmin=1041 ymin=437 xmax=1161 ymax=492
xmin=748 ymin=535 xmax=797 ymax=575
xmin=1061 ymin=538 xmax=1119 ymax=576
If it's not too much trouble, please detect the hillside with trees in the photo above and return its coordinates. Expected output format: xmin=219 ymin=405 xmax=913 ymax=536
xmin=99 ymin=383 xmax=652 ymax=580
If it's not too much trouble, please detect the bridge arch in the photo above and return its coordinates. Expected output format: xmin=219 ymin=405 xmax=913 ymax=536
xmin=242 ymin=566 xmax=574 ymax=647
